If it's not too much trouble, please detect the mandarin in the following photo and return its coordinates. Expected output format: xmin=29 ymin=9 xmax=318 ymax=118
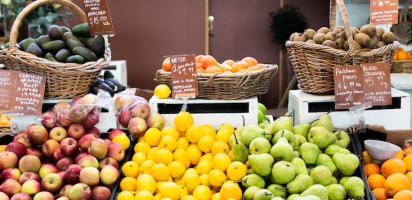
xmin=384 ymin=173 xmax=411 ymax=197
xmin=162 ymin=57 xmax=172 ymax=71
xmin=381 ymin=158 xmax=407 ymax=178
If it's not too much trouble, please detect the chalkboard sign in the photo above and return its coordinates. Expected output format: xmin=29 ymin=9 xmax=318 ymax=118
xmin=82 ymin=0 xmax=115 ymax=36
xmin=334 ymin=66 xmax=365 ymax=109
xmin=170 ymin=54 xmax=198 ymax=99
xmin=370 ymin=0 xmax=398 ymax=25
xmin=361 ymin=63 xmax=392 ymax=106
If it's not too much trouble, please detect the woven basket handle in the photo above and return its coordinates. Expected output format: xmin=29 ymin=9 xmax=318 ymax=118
xmin=329 ymin=0 xmax=356 ymax=56
xmin=9 ymin=0 xmax=87 ymax=49
xmin=400 ymin=0 xmax=412 ymax=23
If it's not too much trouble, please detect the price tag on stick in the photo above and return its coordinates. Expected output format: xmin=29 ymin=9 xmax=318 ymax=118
xmin=334 ymin=66 xmax=365 ymax=110
xmin=370 ymin=0 xmax=398 ymax=25
xmin=81 ymin=0 xmax=115 ymax=36
xmin=170 ymin=54 xmax=198 ymax=99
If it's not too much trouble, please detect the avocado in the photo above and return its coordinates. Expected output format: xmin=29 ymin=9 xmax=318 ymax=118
xmin=45 ymin=53 xmax=58 ymax=62
xmin=41 ymin=40 xmax=65 ymax=52
xmin=66 ymin=55 xmax=85 ymax=64
xmin=48 ymin=25 xmax=63 ymax=40
xmin=72 ymin=23 xmax=91 ymax=37
xmin=105 ymin=78 xmax=126 ymax=92
xmin=35 ymin=35 xmax=51 ymax=47
xmin=103 ymin=70 xmax=115 ymax=79
xmin=62 ymin=32 xmax=80 ymax=42
xmin=26 ymin=43 xmax=43 ymax=57
xmin=66 ymin=39 xmax=86 ymax=51
xmin=72 ymin=47 xmax=97 ymax=62
xmin=84 ymin=35 xmax=105 ymax=58
xmin=60 ymin=26 xmax=71 ymax=33
xmin=55 ymin=49 xmax=71 ymax=62
xmin=19 ymin=38 xmax=35 ymax=51
xmin=3 ymin=42 xmax=20 ymax=50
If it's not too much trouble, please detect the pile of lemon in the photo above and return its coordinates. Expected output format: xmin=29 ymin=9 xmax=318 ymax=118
xmin=117 ymin=111 xmax=245 ymax=200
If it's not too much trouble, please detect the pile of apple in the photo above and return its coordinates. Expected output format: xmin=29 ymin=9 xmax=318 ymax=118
xmin=232 ymin=113 xmax=364 ymax=200
xmin=0 ymin=122 xmax=129 ymax=200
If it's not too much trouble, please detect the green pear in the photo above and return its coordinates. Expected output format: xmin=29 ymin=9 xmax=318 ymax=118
xmin=308 ymin=127 xmax=336 ymax=149
xmin=333 ymin=130 xmax=350 ymax=148
xmin=312 ymin=113 xmax=334 ymax=132
xmin=299 ymin=142 xmax=320 ymax=165
xmin=343 ymin=177 xmax=364 ymax=199
xmin=310 ymin=165 xmax=332 ymax=186
xmin=249 ymin=153 xmax=274 ymax=177
xmin=244 ymin=186 xmax=260 ymax=200
xmin=294 ymin=195 xmax=321 ymax=200
xmin=254 ymin=189 xmax=274 ymax=200
xmin=293 ymin=151 xmax=300 ymax=158
xmin=300 ymin=184 xmax=328 ymax=200
xmin=332 ymin=153 xmax=359 ymax=176
xmin=339 ymin=176 xmax=350 ymax=186
xmin=292 ymin=123 xmax=311 ymax=138
xmin=246 ymin=161 xmax=255 ymax=174
xmin=250 ymin=137 xmax=272 ymax=154
xmin=315 ymin=154 xmax=337 ymax=174
xmin=262 ymin=129 xmax=273 ymax=141
xmin=287 ymin=174 xmax=314 ymax=194
xmin=258 ymin=103 xmax=267 ymax=115
xmin=331 ymin=177 xmax=338 ymax=184
xmin=272 ymin=130 xmax=296 ymax=148
xmin=291 ymin=157 xmax=308 ymax=175
xmin=271 ymin=161 xmax=296 ymax=184
xmin=326 ymin=183 xmax=346 ymax=200
xmin=294 ymin=135 xmax=307 ymax=150
xmin=270 ymin=137 xmax=294 ymax=162
xmin=229 ymin=128 xmax=243 ymax=148
xmin=324 ymin=144 xmax=350 ymax=156
xmin=267 ymin=184 xmax=287 ymax=198
xmin=240 ymin=125 xmax=265 ymax=146
xmin=287 ymin=194 xmax=301 ymax=200
xmin=229 ymin=143 xmax=249 ymax=163
xmin=271 ymin=197 xmax=285 ymax=200
xmin=271 ymin=116 xmax=293 ymax=134
xmin=242 ymin=174 xmax=266 ymax=189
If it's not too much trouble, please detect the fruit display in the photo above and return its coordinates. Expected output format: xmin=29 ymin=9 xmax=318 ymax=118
xmin=289 ymin=24 xmax=395 ymax=50
xmin=90 ymin=71 xmax=127 ymax=97
xmin=393 ymin=48 xmax=412 ymax=61
xmin=0 ymin=123 xmax=131 ymax=200
xmin=8 ymin=23 xmax=105 ymax=64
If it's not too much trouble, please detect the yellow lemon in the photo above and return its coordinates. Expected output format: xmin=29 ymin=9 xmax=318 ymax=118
xmin=196 ymin=160 xmax=213 ymax=175
xmin=155 ymin=149 xmax=173 ymax=165
xmin=117 ymin=191 xmax=135 ymax=200
xmin=184 ymin=168 xmax=199 ymax=176
xmin=147 ymin=147 xmax=159 ymax=161
xmin=211 ymin=193 xmax=221 ymax=200
xmin=140 ymin=159 xmax=156 ymax=174
xmin=154 ymin=84 xmax=171 ymax=99
xmin=113 ymin=134 xmax=131 ymax=150
xmin=215 ymin=124 xmax=235 ymax=143
xmin=145 ymin=128 xmax=162 ymax=147
xmin=134 ymin=142 xmax=151 ymax=155
xmin=153 ymin=193 xmax=162 ymax=200
xmin=208 ymin=169 xmax=226 ymax=187
xmin=132 ymin=152 xmax=147 ymax=165
xmin=180 ymin=195 xmax=196 ymax=200
xmin=201 ymin=124 xmax=217 ymax=138
xmin=177 ymin=137 xmax=189 ymax=150
xmin=186 ymin=144 xmax=203 ymax=165
xmin=137 ymin=174 xmax=157 ymax=194
xmin=135 ymin=190 xmax=153 ymax=200
xmin=121 ymin=161 xmax=140 ymax=177
xmin=211 ymin=141 xmax=229 ymax=155
xmin=200 ymin=153 xmax=214 ymax=162
xmin=198 ymin=136 xmax=215 ymax=153
xmin=199 ymin=174 xmax=210 ymax=186
xmin=138 ymin=136 xmax=146 ymax=142
xmin=174 ymin=111 xmax=193 ymax=132
xmin=181 ymin=173 xmax=200 ymax=193
xmin=160 ymin=126 xmax=180 ymax=140
xmin=159 ymin=182 xmax=180 ymax=200
xmin=120 ymin=177 xmax=137 ymax=191
xmin=227 ymin=161 xmax=247 ymax=181
xmin=220 ymin=181 xmax=242 ymax=200
xmin=212 ymin=153 xmax=231 ymax=172
xmin=156 ymin=181 xmax=166 ymax=194
xmin=173 ymin=149 xmax=191 ymax=169
xmin=158 ymin=135 xmax=177 ymax=151
xmin=185 ymin=125 xmax=205 ymax=143
xmin=152 ymin=163 xmax=170 ymax=181
xmin=178 ymin=184 xmax=188 ymax=197
xmin=167 ymin=161 xmax=185 ymax=179
xmin=193 ymin=185 xmax=212 ymax=200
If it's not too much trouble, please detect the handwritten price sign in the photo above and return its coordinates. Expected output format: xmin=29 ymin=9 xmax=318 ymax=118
xmin=170 ymin=54 xmax=198 ymax=99
xmin=82 ymin=0 xmax=115 ymax=36
xmin=370 ymin=0 xmax=398 ymax=25
xmin=361 ymin=63 xmax=392 ymax=105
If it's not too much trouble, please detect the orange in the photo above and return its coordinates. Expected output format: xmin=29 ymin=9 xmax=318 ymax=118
xmin=197 ymin=68 xmax=205 ymax=73
xmin=236 ymin=69 xmax=251 ymax=73
xmin=196 ymin=62 xmax=203 ymax=69
xmin=381 ymin=158 xmax=407 ymax=178
xmin=397 ymin=51 xmax=410 ymax=60
xmin=365 ymin=163 xmax=381 ymax=176
xmin=368 ymin=174 xmax=386 ymax=190
xmin=372 ymin=188 xmax=388 ymax=200
xmin=396 ymin=150 xmax=405 ymax=160
xmin=195 ymin=55 xmax=204 ymax=63
xmin=248 ymin=64 xmax=266 ymax=71
xmin=241 ymin=57 xmax=258 ymax=67
xmin=201 ymin=55 xmax=219 ymax=69
xmin=219 ymin=63 xmax=232 ymax=72
xmin=394 ymin=54 xmax=398 ymax=60
xmin=394 ymin=189 xmax=412 ymax=200
xmin=405 ymin=171 xmax=412 ymax=183
xmin=385 ymin=173 xmax=411 ymax=197
xmin=403 ymin=154 xmax=412 ymax=171
xmin=363 ymin=151 xmax=372 ymax=164
xmin=162 ymin=57 xmax=172 ymax=71
xmin=204 ymin=66 xmax=221 ymax=73
xmin=231 ymin=61 xmax=249 ymax=73
xmin=222 ymin=59 xmax=235 ymax=66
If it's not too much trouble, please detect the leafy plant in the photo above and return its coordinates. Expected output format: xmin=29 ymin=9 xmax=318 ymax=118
xmin=269 ymin=5 xmax=307 ymax=46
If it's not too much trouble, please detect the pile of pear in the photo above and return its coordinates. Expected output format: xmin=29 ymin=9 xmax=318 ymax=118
xmin=289 ymin=24 xmax=395 ymax=50
xmin=229 ymin=113 xmax=364 ymax=200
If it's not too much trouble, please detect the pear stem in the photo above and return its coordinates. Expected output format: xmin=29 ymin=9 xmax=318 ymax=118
xmin=242 ymin=115 xmax=245 ymax=126
xmin=233 ymin=132 xmax=239 ymax=145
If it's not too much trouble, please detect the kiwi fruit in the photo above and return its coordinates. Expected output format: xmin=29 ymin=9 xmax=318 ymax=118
xmin=303 ymin=29 xmax=316 ymax=40
xmin=368 ymin=37 xmax=379 ymax=49
xmin=313 ymin=33 xmax=326 ymax=44
xmin=375 ymin=28 xmax=385 ymax=40
xmin=325 ymin=32 xmax=336 ymax=41
xmin=306 ymin=39 xmax=316 ymax=44
xmin=289 ymin=32 xmax=299 ymax=41
xmin=376 ymin=41 xmax=385 ymax=48
xmin=333 ymin=26 xmax=344 ymax=34
xmin=354 ymin=32 xmax=371 ymax=48
xmin=360 ymin=24 xmax=376 ymax=38
xmin=343 ymin=41 xmax=361 ymax=50
xmin=293 ymin=33 xmax=307 ymax=42
xmin=343 ymin=27 xmax=359 ymax=40
xmin=343 ymin=41 xmax=349 ymax=51
xmin=322 ymin=40 xmax=337 ymax=48
xmin=381 ymin=31 xmax=395 ymax=44
xmin=335 ymin=38 xmax=345 ymax=49
xmin=317 ymin=27 xmax=330 ymax=34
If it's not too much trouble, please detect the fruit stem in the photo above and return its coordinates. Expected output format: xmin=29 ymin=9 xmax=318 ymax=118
xmin=233 ymin=132 xmax=239 ymax=145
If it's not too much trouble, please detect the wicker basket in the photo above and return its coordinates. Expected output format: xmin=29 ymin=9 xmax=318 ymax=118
xmin=155 ymin=64 xmax=278 ymax=100
xmin=391 ymin=60 xmax=412 ymax=73
xmin=286 ymin=0 xmax=399 ymax=94
xmin=0 ymin=0 xmax=111 ymax=99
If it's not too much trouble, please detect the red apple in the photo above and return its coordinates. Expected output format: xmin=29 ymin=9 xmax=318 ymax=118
xmin=1 ymin=168 xmax=21 ymax=181
xmin=147 ymin=112 xmax=165 ymax=129
xmin=23 ymin=124 xmax=36 ymax=134
xmin=41 ymin=173 xmax=63 ymax=193
xmin=68 ymin=183 xmax=92 ymax=200
xmin=78 ymin=134 xmax=96 ymax=151
xmin=99 ymin=165 xmax=119 ymax=186
xmin=10 ymin=193 xmax=32 ymax=200
xmin=99 ymin=157 xmax=119 ymax=170
xmin=41 ymin=139 xmax=60 ymax=158
xmin=103 ymin=139 xmax=112 ymax=146
xmin=79 ymin=167 xmax=100 ymax=186
xmin=33 ymin=191 xmax=54 ymax=200
xmin=88 ymin=138 xmax=108 ymax=160
xmin=63 ymin=164 xmax=81 ymax=185
xmin=6 ymin=142 xmax=27 ymax=159
xmin=68 ymin=123 xmax=86 ymax=140
xmin=49 ymin=126 xmax=67 ymax=142
xmin=92 ymin=186 xmax=111 ymax=200
xmin=26 ymin=148 xmax=42 ymax=160
xmin=57 ymin=109 xmax=73 ymax=128
xmin=60 ymin=138 xmax=78 ymax=157
xmin=0 ymin=151 xmax=18 ymax=170
xmin=38 ymin=164 xmax=58 ymax=179
xmin=86 ymin=127 xmax=101 ymax=138
xmin=53 ymin=101 xmax=70 ymax=115
xmin=0 ymin=179 xmax=21 ymax=196
xmin=21 ymin=179 xmax=41 ymax=195
xmin=107 ymin=142 xmax=125 ymax=162
xmin=117 ymin=108 xmax=133 ymax=128
xmin=53 ymin=148 xmax=64 ymax=161
xmin=0 ymin=192 xmax=9 ymax=200
xmin=56 ymin=157 xmax=74 ymax=171
xmin=114 ymin=95 xmax=133 ymax=111
xmin=128 ymin=117 xmax=147 ymax=137
xmin=18 ymin=155 xmax=41 ymax=173
xmin=77 ymin=155 xmax=99 ymax=169
xmin=19 ymin=172 xmax=40 ymax=185
xmin=74 ymin=152 xmax=89 ymax=164
xmin=57 ymin=196 xmax=70 ymax=200
xmin=41 ymin=111 xmax=57 ymax=129
xmin=58 ymin=184 xmax=72 ymax=197
xmin=57 ymin=171 xmax=65 ymax=179
xmin=108 ymin=129 xmax=126 ymax=140
xmin=82 ymin=108 xmax=99 ymax=128
xmin=83 ymin=94 xmax=97 ymax=104
xmin=13 ymin=133 xmax=31 ymax=148
xmin=131 ymin=102 xmax=151 ymax=119
xmin=26 ymin=125 xmax=48 ymax=145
